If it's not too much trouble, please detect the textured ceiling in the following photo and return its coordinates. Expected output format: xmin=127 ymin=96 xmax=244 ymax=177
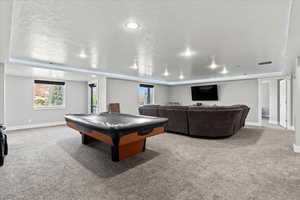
xmin=7 ymin=0 xmax=298 ymax=82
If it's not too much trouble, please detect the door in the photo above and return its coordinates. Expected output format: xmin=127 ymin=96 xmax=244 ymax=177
xmin=88 ymin=83 xmax=97 ymax=114
xmin=279 ymin=80 xmax=287 ymax=127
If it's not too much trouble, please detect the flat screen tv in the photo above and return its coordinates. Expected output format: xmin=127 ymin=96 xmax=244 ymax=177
xmin=191 ymin=85 xmax=218 ymax=101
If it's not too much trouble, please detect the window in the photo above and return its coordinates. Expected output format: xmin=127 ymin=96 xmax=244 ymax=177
xmin=139 ymin=84 xmax=154 ymax=105
xmin=33 ymin=80 xmax=65 ymax=108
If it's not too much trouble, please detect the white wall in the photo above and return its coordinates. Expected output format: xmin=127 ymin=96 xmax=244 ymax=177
xmin=3 ymin=74 xmax=278 ymax=127
xmin=106 ymin=78 xmax=169 ymax=115
xmin=0 ymin=63 xmax=5 ymax=124
xmin=168 ymin=79 xmax=259 ymax=123
xmin=98 ymin=76 xmax=107 ymax=113
xmin=292 ymin=74 xmax=296 ymax=128
xmin=261 ymin=83 xmax=270 ymax=118
xmin=5 ymin=75 xmax=88 ymax=127
xmin=155 ymin=83 xmax=169 ymax=105
xmin=268 ymin=79 xmax=279 ymax=124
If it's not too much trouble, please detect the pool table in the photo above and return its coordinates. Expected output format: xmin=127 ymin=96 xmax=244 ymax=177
xmin=65 ymin=113 xmax=168 ymax=162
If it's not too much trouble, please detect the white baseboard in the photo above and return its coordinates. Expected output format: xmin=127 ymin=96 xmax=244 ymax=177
xmin=293 ymin=144 xmax=300 ymax=153
xmin=7 ymin=121 xmax=65 ymax=131
xmin=269 ymin=120 xmax=278 ymax=125
xmin=245 ymin=121 xmax=261 ymax=126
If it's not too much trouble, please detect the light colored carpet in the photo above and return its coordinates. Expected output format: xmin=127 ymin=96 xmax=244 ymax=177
xmin=0 ymin=125 xmax=299 ymax=200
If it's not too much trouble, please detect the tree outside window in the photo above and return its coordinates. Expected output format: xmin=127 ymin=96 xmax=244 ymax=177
xmin=33 ymin=80 xmax=65 ymax=108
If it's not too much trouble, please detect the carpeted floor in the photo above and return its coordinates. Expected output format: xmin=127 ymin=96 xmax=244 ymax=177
xmin=0 ymin=125 xmax=299 ymax=200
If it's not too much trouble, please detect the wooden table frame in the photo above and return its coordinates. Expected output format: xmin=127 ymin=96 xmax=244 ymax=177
xmin=66 ymin=122 xmax=164 ymax=161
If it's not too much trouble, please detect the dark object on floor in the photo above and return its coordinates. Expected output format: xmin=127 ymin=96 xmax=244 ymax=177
xmin=108 ymin=103 xmax=120 ymax=113
xmin=139 ymin=104 xmax=250 ymax=138
xmin=65 ymin=112 xmax=168 ymax=162
xmin=0 ymin=125 xmax=8 ymax=167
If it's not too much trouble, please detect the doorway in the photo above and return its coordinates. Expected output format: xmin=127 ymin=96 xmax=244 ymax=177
xmin=258 ymin=78 xmax=291 ymax=129
xmin=88 ymin=83 xmax=97 ymax=114
xmin=259 ymin=79 xmax=281 ymax=128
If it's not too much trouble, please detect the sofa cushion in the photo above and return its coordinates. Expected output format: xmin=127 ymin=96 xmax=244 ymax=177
xmin=158 ymin=106 xmax=189 ymax=134
xmin=138 ymin=105 xmax=159 ymax=117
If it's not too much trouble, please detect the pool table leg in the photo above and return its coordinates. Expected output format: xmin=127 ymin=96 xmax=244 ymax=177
xmin=111 ymin=136 xmax=120 ymax=162
xmin=81 ymin=133 xmax=98 ymax=145
xmin=111 ymin=138 xmax=147 ymax=162
xmin=111 ymin=145 xmax=120 ymax=162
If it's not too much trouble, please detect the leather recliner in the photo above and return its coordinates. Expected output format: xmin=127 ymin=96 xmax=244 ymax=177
xmin=0 ymin=125 xmax=8 ymax=167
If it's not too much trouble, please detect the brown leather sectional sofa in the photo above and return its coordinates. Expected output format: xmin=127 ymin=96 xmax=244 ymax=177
xmin=138 ymin=105 xmax=250 ymax=138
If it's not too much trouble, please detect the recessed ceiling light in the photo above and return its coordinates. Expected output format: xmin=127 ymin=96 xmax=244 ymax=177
xmin=125 ymin=22 xmax=140 ymax=30
xmin=163 ymin=69 xmax=169 ymax=76
xmin=180 ymin=47 xmax=196 ymax=57
xmin=91 ymin=74 xmax=96 ymax=78
xmin=210 ymin=59 xmax=218 ymax=70
xmin=221 ymin=66 xmax=228 ymax=74
xmin=91 ymin=64 xmax=97 ymax=68
xmin=79 ymin=51 xmax=87 ymax=58
xmin=179 ymin=74 xmax=184 ymax=79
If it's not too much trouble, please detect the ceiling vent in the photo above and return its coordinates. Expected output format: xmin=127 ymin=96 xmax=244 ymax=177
xmin=258 ymin=61 xmax=272 ymax=66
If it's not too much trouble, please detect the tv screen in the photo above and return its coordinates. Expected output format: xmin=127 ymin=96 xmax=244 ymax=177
xmin=191 ymin=85 xmax=218 ymax=101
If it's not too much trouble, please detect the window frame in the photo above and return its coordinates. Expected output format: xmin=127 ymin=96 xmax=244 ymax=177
xmin=32 ymin=80 xmax=66 ymax=110
xmin=138 ymin=84 xmax=155 ymax=106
